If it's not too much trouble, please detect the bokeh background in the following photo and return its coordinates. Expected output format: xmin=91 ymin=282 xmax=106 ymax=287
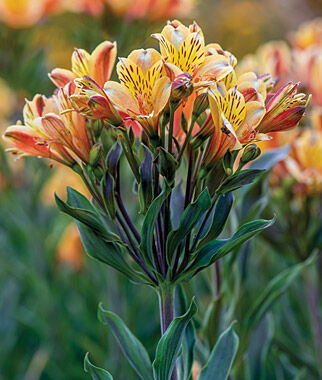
xmin=0 ymin=0 xmax=321 ymax=379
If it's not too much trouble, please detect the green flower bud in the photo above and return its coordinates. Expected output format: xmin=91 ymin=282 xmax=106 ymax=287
xmin=240 ymin=144 xmax=261 ymax=167
xmin=89 ymin=143 xmax=103 ymax=167
xmin=192 ymin=93 xmax=209 ymax=119
xmin=159 ymin=147 xmax=178 ymax=185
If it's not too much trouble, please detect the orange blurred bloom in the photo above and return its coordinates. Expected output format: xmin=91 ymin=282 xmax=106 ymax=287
xmin=56 ymin=223 xmax=84 ymax=271
xmin=105 ymin=0 xmax=194 ymax=22
xmin=291 ymin=18 xmax=322 ymax=50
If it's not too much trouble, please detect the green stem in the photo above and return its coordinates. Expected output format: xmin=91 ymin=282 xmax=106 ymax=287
xmin=177 ymin=116 xmax=197 ymax=163
xmin=158 ymin=285 xmax=177 ymax=380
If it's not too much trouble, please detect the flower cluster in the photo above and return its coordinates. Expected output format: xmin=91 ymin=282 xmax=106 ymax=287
xmin=3 ymin=20 xmax=310 ymax=292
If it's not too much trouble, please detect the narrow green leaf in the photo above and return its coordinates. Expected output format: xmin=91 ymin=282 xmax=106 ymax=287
xmin=174 ymin=286 xmax=196 ymax=379
xmin=98 ymin=304 xmax=153 ymax=380
xmin=84 ymin=353 xmax=113 ymax=380
xmin=140 ymin=182 xmax=171 ymax=269
xmin=55 ymin=193 xmax=107 ymax=236
xmin=184 ymin=218 xmax=275 ymax=279
xmin=153 ymin=298 xmax=197 ymax=380
xmin=245 ymin=254 xmax=316 ymax=331
xmin=198 ymin=192 xmax=234 ymax=247
xmin=199 ymin=324 xmax=239 ymax=380
xmin=166 ymin=188 xmax=211 ymax=265
xmin=64 ymin=187 xmax=119 ymax=241
xmin=217 ymin=169 xmax=264 ymax=195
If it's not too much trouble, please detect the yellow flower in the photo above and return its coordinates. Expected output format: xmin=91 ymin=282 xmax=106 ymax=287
xmin=203 ymin=83 xmax=266 ymax=165
xmin=152 ymin=20 xmax=233 ymax=83
xmin=49 ymin=41 xmax=117 ymax=88
xmin=104 ymin=49 xmax=171 ymax=136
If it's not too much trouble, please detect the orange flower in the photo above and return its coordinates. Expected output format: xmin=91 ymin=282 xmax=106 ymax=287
xmin=71 ymin=75 xmax=123 ymax=126
xmin=49 ymin=41 xmax=117 ymax=88
xmin=3 ymin=84 xmax=91 ymax=165
xmin=291 ymin=18 xmax=322 ymax=50
xmin=257 ymin=83 xmax=309 ymax=134
xmin=56 ymin=223 xmax=84 ymax=271
xmin=104 ymin=49 xmax=171 ymax=136
xmin=285 ymin=127 xmax=322 ymax=195
xmin=105 ymin=0 xmax=194 ymax=22
xmin=0 ymin=0 xmax=58 ymax=28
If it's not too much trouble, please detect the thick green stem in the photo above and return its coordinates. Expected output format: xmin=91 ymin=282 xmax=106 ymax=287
xmin=158 ymin=286 xmax=177 ymax=380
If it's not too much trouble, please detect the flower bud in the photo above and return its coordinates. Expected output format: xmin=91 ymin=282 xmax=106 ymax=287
xmin=89 ymin=143 xmax=103 ymax=167
xmin=192 ymin=93 xmax=209 ymax=119
xmin=159 ymin=147 xmax=178 ymax=185
xmin=239 ymin=144 xmax=261 ymax=167
xmin=171 ymin=73 xmax=194 ymax=101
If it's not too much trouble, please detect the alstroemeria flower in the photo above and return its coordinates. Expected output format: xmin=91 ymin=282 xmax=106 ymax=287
xmin=257 ymin=82 xmax=309 ymax=134
xmin=49 ymin=41 xmax=117 ymax=88
xmin=3 ymin=94 xmax=75 ymax=166
xmin=3 ymin=84 xmax=92 ymax=165
xmin=71 ymin=75 xmax=123 ymax=126
xmin=202 ymin=84 xmax=266 ymax=165
xmin=152 ymin=20 xmax=233 ymax=83
xmin=104 ymin=48 xmax=171 ymax=136
xmin=152 ymin=21 xmax=234 ymax=141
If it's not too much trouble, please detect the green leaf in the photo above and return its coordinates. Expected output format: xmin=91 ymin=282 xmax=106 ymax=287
xmin=76 ymin=220 xmax=144 ymax=282
xmin=63 ymin=187 xmax=119 ymax=241
xmin=202 ymin=294 xmax=223 ymax=349
xmin=140 ymin=182 xmax=171 ymax=269
xmin=84 ymin=353 xmax=113 ymax=380
xmin=65 ymin=187 xmax=145 ymax=282
xmin=153 ymin=298 xmax=197 ymax=380
xmin=217 ymin=169 xmax=264 ymax=195
xmin=184 ymin=218 xmax=274 ymax=279
xmin=166 ymin=188 xmax=211 ymax=265
xmin=98 ymin=304 xmax=153 ymax=380
xmin=199 ymin=323 xmax=239 ymax=380
xmin=198 ymin=192 xmax=234 ymax=247
xmin=55 ymin=193 xmax=107 ymax=237
xmin=245 ymin=254 xmax=316 ymax=331
xmin=174 ymin=286 xmax=196 ymax=379
xmin=159 ymin=147 xmax=178 ymax=185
